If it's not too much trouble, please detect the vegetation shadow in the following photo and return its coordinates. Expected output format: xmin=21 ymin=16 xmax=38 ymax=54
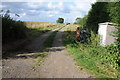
xmin=2 ymin=30 xmax=74 ymax=59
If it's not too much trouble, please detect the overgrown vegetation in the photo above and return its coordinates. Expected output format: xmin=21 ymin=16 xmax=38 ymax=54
xmin=1 ymin=10 xmax=27 ymax=44
xmin=1 ymin=10 xmax=60 ymax=45
xmin=75 ymin=2 xmax=120 ymax=51
xmin=1 ymin=9 xmax=64 ymax=64
xmin=74 ymin=16 xmax=88 ymax=29
xmin=63 ymin=25 xmax=120 ymax=78
xmin=73 ymin=3 xmax=120 ymax=77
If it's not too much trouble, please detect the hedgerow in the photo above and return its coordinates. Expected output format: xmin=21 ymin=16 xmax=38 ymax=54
xmin=1 ymin=10 xmax=27 ymax=44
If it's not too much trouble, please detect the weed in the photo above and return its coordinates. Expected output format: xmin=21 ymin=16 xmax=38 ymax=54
xmin=31 ymin=66 xmax=36 ymax=72
xmin=62 ymin=25 xmax=119 ymax=78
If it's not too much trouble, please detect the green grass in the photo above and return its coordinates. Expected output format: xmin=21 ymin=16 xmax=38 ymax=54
xmin=37 ymin=52 xmax=46 ymax=63
xmin=31 ymin=52 xmax=46 ymax=71
xmin=66 ymin=44 xmax=118 ymax=78
xmin=43 ymin=30 xmax=58 ymax=49
xmin=62 ymin=25 xmax=119 ymax=78
xmin=36 ymin=25 xmax=65 ymax=65
xmin=26 ymin=28 xmax=49 ymax=38
xmin=43 ymin=26 xmax=65 ymax=50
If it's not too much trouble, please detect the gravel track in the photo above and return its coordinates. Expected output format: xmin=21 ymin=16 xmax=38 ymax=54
xmin=2 ymin=26 xmax=92 ymax=78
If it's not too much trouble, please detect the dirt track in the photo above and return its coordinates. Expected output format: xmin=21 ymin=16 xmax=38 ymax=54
xmin=2 ymin=26 xmax=92 ymax=78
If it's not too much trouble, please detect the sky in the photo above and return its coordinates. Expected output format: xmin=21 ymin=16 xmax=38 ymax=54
xmin=0 ymin=0 xmax=96 ymax=23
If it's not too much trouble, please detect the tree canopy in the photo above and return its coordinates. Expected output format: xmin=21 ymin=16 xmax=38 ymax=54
xmin=75 ymin=2 xmax=120 ymax=33
xmin=74 ymin=2 xmax=120 ymax=51
xmin=56 ymin=18 xmax=64 ymax=23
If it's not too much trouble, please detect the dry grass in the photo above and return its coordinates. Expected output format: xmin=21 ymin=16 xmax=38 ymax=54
xmin=25 ymin=22 xmax=64 ymax=38
xmin=64 ymin=24 xmax=79 ymax=31
xmin=25 ymin=22 xmax=63 ymax=30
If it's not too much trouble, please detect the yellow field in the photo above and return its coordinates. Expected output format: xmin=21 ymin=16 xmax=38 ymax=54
xmin=25 ymin=22 xmax=65 ymax=38
xmin=64 ymin=24 xmax=80 ymax=31
xmin=25 ymin=22 xmax=63 ymax=30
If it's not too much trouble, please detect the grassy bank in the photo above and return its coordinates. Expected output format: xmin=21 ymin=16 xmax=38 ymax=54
xmin=62 ymin=24 xmax=119 ymax=78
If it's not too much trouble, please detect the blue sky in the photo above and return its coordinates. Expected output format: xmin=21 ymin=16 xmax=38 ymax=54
xmin=1 ymin=0 xmax=96 ymax=23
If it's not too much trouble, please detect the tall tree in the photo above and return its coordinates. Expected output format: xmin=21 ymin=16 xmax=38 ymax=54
xmin=56 ymin=18 xmax=64 ymax=23
xmin=75 ymin=17 xmax=81 ymax=24
xmin=107 ymin=2 xmax=120 ymax=52
xmin=86 ymin=2 xmax=109 ymax=33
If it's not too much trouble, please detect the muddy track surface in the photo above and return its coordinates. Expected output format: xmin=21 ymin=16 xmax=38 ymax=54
xmin=2 ymin=26 xmax=92 ymax=78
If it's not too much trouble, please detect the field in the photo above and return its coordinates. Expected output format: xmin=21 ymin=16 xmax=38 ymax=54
xmin=25 ymin=22 xmax=63 ymax=38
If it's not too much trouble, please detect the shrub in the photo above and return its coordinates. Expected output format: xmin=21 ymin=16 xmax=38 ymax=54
xmin=1 ymin=10 xmax=27 ymax=44
xmin=63 ymin=28 xmax=119 ymax=78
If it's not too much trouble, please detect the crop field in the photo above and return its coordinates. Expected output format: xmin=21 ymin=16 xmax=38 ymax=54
xmin=25 ymin=22 xmax=62 ymax=30
xmin=25 ymin=22 xmax=64 ymax=38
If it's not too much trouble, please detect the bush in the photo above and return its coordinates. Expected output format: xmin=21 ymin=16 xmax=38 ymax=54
xmin=63 ymin=29 xmax=119 ymax=78
xmin=1 ymin=10 xmax=27 ymax=44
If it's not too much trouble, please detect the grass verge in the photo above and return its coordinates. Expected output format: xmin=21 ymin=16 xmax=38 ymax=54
xmin=62 ymin=25 xmax=119 ymax=78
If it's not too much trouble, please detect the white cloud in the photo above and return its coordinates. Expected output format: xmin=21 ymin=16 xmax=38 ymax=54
xmin=0 ymin=4 xmax=6 ymax=9
xmin=75 ymin=0 xmax=96 ymax=3
xmin=47 ymin=2 xmax=53 ymax=9
xmin=19 ymin=12 xmax=26 ymax=17
xmin=61 ymin=11 xmax=83 ymax=23
xmin=47 ymin=11 xmax=59 ymax=14
xmin=57 ymin=2 xmax=63 ymax=10
xmin=58 ymin=2 xmax=63 ymax=7
xmin=29 ymin=10 xmax=37 ymax=13
xmin=48 ymin=14 xmax=53 ymax=17
xmin=26 ymin=2 xmax=42 ymax=8
xmin=2 ymin=0 xmax=96 ymax=3
xmin=1 ymin=0 xmax=44 ymax=2
xmin=1 ymin=1 xmax=95 ymax=22
xmin=69 ymin=0 xmax=93 ymax=13
xmin=48 ymin=2 xmax=63 ymax=10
